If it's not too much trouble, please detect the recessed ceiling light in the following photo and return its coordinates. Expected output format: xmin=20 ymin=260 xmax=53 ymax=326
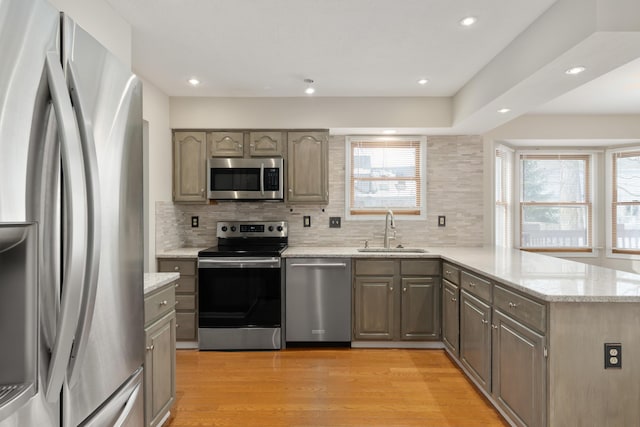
xmin=497 ymin=108 xmax=511 ymax=114
xmin=304 ymin=78 xmax=315 ymax=95
xmin=187 ymin=78 xmax=200 ymax=86
xmin=565 ymin=66 xmax=586 ymax=75
xmin=383 ymin=129 xmax=397 ymax=134
xmin=418 ymin=79 xmax=429 ymax=85
xmin=460 ymin=16 xmax=477 ymax=27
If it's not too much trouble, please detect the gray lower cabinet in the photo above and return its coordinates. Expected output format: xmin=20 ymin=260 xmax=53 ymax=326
xmin=460 ymin=290 xmax=492 ymax=392
xmin=144 ymin=282 xmax=177 ymax=427
xmin=158 ymin=258 xmax=198 ymax=342
xmin=492 ymin=309 xmax=546 ymax=427
xmin=441 ymin=279 xmax=459 ymax=356
xmin=353 ymin=259 xmax=440 ymax=342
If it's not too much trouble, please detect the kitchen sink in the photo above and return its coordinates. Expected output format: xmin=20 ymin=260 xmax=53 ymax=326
xmin=357 ymin=247 xmax=427 ymax=253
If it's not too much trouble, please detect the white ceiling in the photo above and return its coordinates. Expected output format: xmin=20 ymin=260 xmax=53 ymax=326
xmin=104 ymin=0 xmax=640 ymax=131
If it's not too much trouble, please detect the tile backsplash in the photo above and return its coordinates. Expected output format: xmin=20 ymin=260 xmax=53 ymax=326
xmin=156 ymin=135 xmax=484 ymax=251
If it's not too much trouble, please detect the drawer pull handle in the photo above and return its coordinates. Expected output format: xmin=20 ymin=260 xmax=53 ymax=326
xmin=175 ymin=301 xmax=180 ymax=305
xmin=481 ymin=319 xmax=489 ymax=325
xmin=174 ymin=266 xmax=179 ymax=271
xmin=176 ymin=324 xmax=180 ymax=328
xmin=146 ymin=345 xmax=154 ymax=351
xmin=469 ymin=282 xmax=476 ymax=287
xmin=159 ymin=300 xmax=168 ymax=306
xmin=508 ymin=302 xmax=519 ymax=308
xmin=175 ymin=283 xmax=180 ymax=288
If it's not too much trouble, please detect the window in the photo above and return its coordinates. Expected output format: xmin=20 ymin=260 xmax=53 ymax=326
xmin=518 ymin=153 xmax=593 ymax=252
xmin=611 ymin=149 xmax=640 ymax=254
xmin=495 ymin=145 xmax=513 ymax=247
xmin=345 ymin=136 xmax=426 ymax=218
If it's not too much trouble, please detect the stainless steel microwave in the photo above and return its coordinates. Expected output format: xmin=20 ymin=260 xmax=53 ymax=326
xmin=207 ymin=158 xmax=284 ymax=200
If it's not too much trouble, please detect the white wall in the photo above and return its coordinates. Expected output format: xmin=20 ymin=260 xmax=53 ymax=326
xmin=484 ymin=113 xmax=640 ymax=273
xmin=47 ymin=0 xmax=131 ymax=67
xmin=141 ymin=78 xmax=172 ymax=271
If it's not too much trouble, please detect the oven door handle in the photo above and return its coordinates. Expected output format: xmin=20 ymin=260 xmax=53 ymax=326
xmin=198 ymin=257 xmax=281 ymax=269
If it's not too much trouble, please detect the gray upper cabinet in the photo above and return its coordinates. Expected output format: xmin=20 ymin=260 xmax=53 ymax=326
xmin=287 ymin=131 xmax=329 ymax=204
xmin=249 ymin=131 xmax=284 ymax=157
xmin=173 ymin=131 xmax=207 ymax=203
xmin=208 ymin=131 xmax=244 ymax=157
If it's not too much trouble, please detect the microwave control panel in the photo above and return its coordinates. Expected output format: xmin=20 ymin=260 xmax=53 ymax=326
xmin=264 ymin=168 xmax=280 ymax=190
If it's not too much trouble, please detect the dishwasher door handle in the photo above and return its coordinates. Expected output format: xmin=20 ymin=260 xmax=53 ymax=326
xmin=289 ymin=263 xmax=347 ymax=268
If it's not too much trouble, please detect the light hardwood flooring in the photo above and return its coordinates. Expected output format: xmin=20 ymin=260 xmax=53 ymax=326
xmin=166 ymin=348 xmax=508 ymax=427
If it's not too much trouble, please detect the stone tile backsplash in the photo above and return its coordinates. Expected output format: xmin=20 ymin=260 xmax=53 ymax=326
xmin=156 ymin=135 xmax=484 ymax=251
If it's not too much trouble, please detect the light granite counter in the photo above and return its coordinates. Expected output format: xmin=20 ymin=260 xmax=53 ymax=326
xmin=282 ymin=245 xmax=640 ymax=303
xmin=144 ymin=272 xmax=180 ymax=295
xmin=156 ymin=247 xmax=206 ymax=258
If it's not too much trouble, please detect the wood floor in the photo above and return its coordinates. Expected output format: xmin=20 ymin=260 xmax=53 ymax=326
xmin=166 ymin=348 xmax=508 ymax=427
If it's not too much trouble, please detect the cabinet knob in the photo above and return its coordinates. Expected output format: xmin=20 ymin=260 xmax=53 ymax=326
xmin=508 ymin=302 xmax=519 ymax=309
xmin=159 ymin=300 xmax=168 ymax=306
xmin=403 ymin=288 xmax=407 ymax=292
xmin=469 ymin=282 xmax=476 ymax=287
xmin=175 ymin=301 xmax=179 ymax=305
xmin=451 ymin=297 xmax=457 ymax=302
xmin=491 ymin=324 xmax=498 ymax=330
xmin=176 ymin=324 xmax=180 ymax=328
xmin=289 ymin=188 xmax=293 ymax=193
xmin=481 ymin=319 xmax=489 ymax=325
xmin=174 ymin=266 xmax=180 ymax=271
xmin=146 ymin=344 xmax=154 ymax=351
xmin=175 ymin=283 xmax=180 ymax=288
xmin=389 ymin=286 xmax=394 ymax=292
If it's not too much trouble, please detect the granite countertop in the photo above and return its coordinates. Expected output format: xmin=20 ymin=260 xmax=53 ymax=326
xmin=144 ymin=272 xmax=180 ymax=295
xmin=283 ymin=246 xmax=640 ymax=303
xmin=156 ymin=247 xmax=206 ymax=258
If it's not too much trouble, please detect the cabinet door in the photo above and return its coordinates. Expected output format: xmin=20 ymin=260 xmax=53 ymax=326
xmin=145 ymin=312 xmax=176 ymax=427
xmin=173 ymin=131 xmax=206 ymax=202
xmin=287 ymin=131 xmax=328 ymax=203
xmin=208 ymin=131 xmax=244 ymax=157
xmin=353 ymin=276 xmax=394 ymax=340
xmin=492 ymin=310 xmax=546 ymax=427
xmin=460 ymin=290 xmax=491 ymax=391
xmin=176 ymin=311 xmax=197 ymax=341
xmin=249 ymin=131 xmax=283 ymax=157
xmin=442 ymin=279 xmax=460 ymax=356
xmin=400 ymin=277 xmax=440 ymax=340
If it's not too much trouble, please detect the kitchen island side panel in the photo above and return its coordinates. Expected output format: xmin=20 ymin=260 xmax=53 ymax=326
xmin=548 ymin=302 xmax=640 ymax=426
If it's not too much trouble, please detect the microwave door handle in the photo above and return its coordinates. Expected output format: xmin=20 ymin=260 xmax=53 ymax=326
xmin=260 ymin=163 xmax=265 ymax=196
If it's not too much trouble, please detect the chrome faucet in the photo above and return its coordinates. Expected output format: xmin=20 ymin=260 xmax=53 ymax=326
xmin=383 ymin=209 xmax=396 ymax=248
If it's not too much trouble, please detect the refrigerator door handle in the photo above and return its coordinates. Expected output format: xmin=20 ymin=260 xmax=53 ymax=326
xmin=43 ymin=51 xmax=89 ymax=403
xmin=65 ymin=59 xmax=102 ymax=387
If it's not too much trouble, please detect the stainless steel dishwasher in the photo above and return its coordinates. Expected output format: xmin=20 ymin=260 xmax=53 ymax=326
xmin=285 ymin=258 xmax=352 ymax=343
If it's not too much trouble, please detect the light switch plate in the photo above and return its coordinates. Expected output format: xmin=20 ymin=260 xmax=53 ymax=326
xmin=191 ymin=216 xmax=199 ymax=228
xmin=438 ymin=216 xmax=446 ymax=227
xmin=303 ymin=216 xmax=311 ymax=227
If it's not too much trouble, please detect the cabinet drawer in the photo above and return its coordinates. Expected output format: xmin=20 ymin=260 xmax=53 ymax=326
xmin=174 ymin=276 xmax=196 ymax=294
xmin=354 ymin=260 xmax=395 ymax=276
xmin=400 ymin=260 xmax=439 ymax=276
xmin=494 ymin=285 xmax=546 ymax=333
xmin=176 ymin=294 xmax=196 ymax=311
xmin=145 ymin=285 xmax=176 ymax=325
xmin=158 ymin=259 xmax=196 ymax=275
xmin=442 ymin=263 xmax=460 ymax=285
xmin=176 ymin=312 xmax=197 ymax=341
xmin=461 ymin=271 xmax=492 ymax=303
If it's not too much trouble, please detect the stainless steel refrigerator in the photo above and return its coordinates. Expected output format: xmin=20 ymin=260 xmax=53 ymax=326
xmin=0 ymin=0 xmax=144 ymax=425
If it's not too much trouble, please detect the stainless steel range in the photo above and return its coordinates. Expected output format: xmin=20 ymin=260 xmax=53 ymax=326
xmin=197 ymin=221 xmax=288 ymax=350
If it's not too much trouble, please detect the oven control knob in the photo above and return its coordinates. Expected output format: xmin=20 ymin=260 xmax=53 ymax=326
xmin=221 ymin=226 xmax=228 ymax=232
xmin=230 ymin=226 xmax=237 ymax=232
xmin=268 ymin=226 xmax=274 ymax=232
xmin=276 ymin=225 xmax=283 ymax=232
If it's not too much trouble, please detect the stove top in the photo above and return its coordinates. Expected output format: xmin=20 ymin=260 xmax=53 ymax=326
xmin=198 ymin=220 xmax=288 ymax=258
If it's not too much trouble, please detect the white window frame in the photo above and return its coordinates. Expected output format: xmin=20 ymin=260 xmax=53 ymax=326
xmin=495 ymin=144 xmax=514 ymax=247
xmin=345 ymin=135 xmax=427 ymax=221
xmin=605 ymin=145 xmax=640 ymax=260
xmin=514 ymin=149 xmax=599 ymax=257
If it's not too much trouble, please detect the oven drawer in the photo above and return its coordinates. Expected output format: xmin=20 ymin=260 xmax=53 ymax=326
xmin=158 ymin=259 xmax=196 ymax=275
xmin=176 ymin=312 xmax=197 ymax=341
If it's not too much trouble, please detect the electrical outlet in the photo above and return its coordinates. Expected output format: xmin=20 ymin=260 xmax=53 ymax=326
xmin=329 ymin=217 xmax=341 ymax=228
xmin=303 ymin=216 xmax=311 ymax=227
xmin=604 ymin=343 xmax=622 ymax=369
xmin=438 ymin=215 xmax=446 ymax=227
xmin=191 ymin=216 xmax=199 ymax=228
